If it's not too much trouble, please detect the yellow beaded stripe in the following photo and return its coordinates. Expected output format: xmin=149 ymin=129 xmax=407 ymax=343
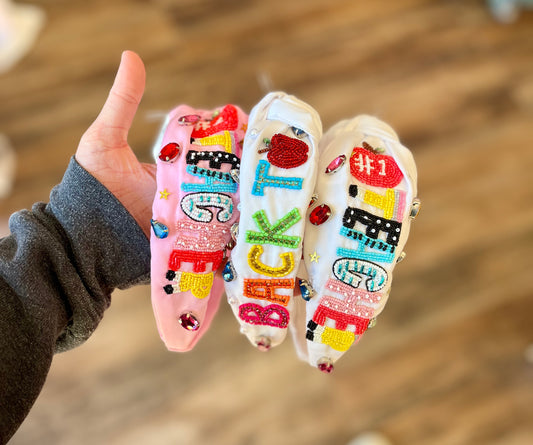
xmin=179 ymin=272 xmax=214 ymax=299
xmin=195 ymin=130 xmax=234 ymax=153
xmin=364 ymin=188 xmax=396 ymax=219
xmin=320 ymin=326 xmax=355 ymax=352
xmin=247 ymin=245 xmax=295 ymax=277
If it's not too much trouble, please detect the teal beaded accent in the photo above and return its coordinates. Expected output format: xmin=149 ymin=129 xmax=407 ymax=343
xmin=252 ymin=160 xmax=303 ymax=196
xmin=245 ymin=208 xmax=302 ymax=248
xmin=182 ymin=165 xmax=238 ymax=194
xmin=338 ymin=227 xmax=395 ymax=263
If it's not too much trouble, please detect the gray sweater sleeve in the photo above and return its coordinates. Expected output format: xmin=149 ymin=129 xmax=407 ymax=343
xmin=0 ymin=157 xmax=151 ymax=443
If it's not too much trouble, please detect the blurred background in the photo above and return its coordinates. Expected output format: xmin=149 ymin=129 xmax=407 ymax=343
xmin=1 ymin=0 xmax=532 ymax=444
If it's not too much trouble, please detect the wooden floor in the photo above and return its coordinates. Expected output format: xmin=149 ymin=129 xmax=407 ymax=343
xmin=2 ymin=0 xmax=533 ymax=444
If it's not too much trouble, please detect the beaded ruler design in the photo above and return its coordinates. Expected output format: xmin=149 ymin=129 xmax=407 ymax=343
xmin=223 ymin=92 xmax=322 ymax=351
xmin=293 ymin=115 xmax=420 ymax=372
xmin=150 ymin=104 xmax=248 ymax=352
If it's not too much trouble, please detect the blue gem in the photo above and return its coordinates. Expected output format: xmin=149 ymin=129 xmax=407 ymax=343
xmin=222 ymin=261 xmax=236 ymax=282
xmin=151 ymin=219 xmax=169 ymax=239
xmin=299 ymin=279 xmax=314 ymax=301
xmin=291 ymin=126 xmax=306 ymax=139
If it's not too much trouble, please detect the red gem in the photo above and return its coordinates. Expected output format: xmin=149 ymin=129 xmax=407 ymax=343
xmin=309 ymin=204 xmax=331 ymax=225
xmin=325 ymin=154 xmax=346 ymax=174
xmin=159 ymin=142 xmax=181 ymax=162
xmin=178 ymin=313 xmax=200 ymax=331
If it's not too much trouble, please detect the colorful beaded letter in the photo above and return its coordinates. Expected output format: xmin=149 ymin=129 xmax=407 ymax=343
xmin=169 ymin=249 xmax=224 ymax=273
xmin=245 ymin=208 xmax=301 ymax=249
xmin=181 ymin=165 xmax=238 ymax=194
xmin=243 ymin=278 xmax=294 ymax=306
xmin=332 ymin=258 xmax=388 ymax=292
xmin=180 ymin=192 xmax=234 ymax=223
xmin=186 ymin=150 xmax=240 ymax=170
xmin=238 ymin=303 xmax=290 ymax=329
xmin=337 ymin=231 xmax=396 ymax=264
xmin=247 ymin=245 xmax=295 ymax=277
xmin=324 ymin=278 xmax=382 ymax=305
xmin=252 ymin=161 xmax=303 ymax=196
xmin=343 ymin=207 xmax=402 ymax=246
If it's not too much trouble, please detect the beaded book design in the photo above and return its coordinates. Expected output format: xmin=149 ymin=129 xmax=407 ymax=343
xmin=150 ymin=104 xmax=248 ymax=352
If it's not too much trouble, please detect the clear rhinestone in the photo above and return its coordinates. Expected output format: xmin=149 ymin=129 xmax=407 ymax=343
xmin=410 ymin=199 xmax=421 ymax=219
xmin=291 ymin=126 xmax=306 ymax=139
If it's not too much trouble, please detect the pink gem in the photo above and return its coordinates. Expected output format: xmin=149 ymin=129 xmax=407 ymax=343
xmin=325 ymin=154 xmax=346 ymax=174
xmin=178 ymin=312 xmax=200 ymax=331
xmin=256 ymin=337 xmax=271 ymax=352
xmin=317 ymin=358 xmax=334 ymax=374
xmin=177 ymin=114 xmax=201 ymax=125
xmin=309 ymin=204 xmax=331 ymax=225
xmin=159 ymin=142 xmax=181 ymax=162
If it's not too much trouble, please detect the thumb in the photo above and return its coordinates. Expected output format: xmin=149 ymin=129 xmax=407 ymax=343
xmin=91 ymin=51 xmax=146 ymax=147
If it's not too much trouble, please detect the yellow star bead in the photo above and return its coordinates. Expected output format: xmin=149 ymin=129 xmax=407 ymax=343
xmin=241 ymin=123 xmax=248 ymax=132
xmin=309 ymin=251 xmax=320 ymax=263
xmin=159 ymin=189 xmax=170 ymax=200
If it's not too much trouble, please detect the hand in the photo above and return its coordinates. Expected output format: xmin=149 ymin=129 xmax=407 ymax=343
xmin=75 ymin=51 xmax=156 ymax=237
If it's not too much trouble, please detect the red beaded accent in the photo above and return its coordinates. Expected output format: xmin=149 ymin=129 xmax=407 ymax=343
xmin=191 ymin=105 xmax=239 ymax=138
xmin=350 ymin=146 xmax=403 ymax=188
xmin=267 ymin=133 xmax=309 ymax=169
xmin=243 ymin=278 xmax=294 ymax=306
xmin=238 ymin=303 xmax=290 ymax=329
xmin=313 ymin=309 xmax=372 ymax=333
xmin=312 ymin=295 xmax=373 ymax=333
xmin=168 ymin=249 xmax=224 ymax=273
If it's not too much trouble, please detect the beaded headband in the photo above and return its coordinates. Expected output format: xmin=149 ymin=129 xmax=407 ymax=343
xmin=150 ymin=94 xmax=420 ymax=372
xmin=150 ymin=104 xmax=248 ymax=351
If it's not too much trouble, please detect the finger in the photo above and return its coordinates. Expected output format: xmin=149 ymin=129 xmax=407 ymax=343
xmin=93 ymin=50 xmax=146 ymax=145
